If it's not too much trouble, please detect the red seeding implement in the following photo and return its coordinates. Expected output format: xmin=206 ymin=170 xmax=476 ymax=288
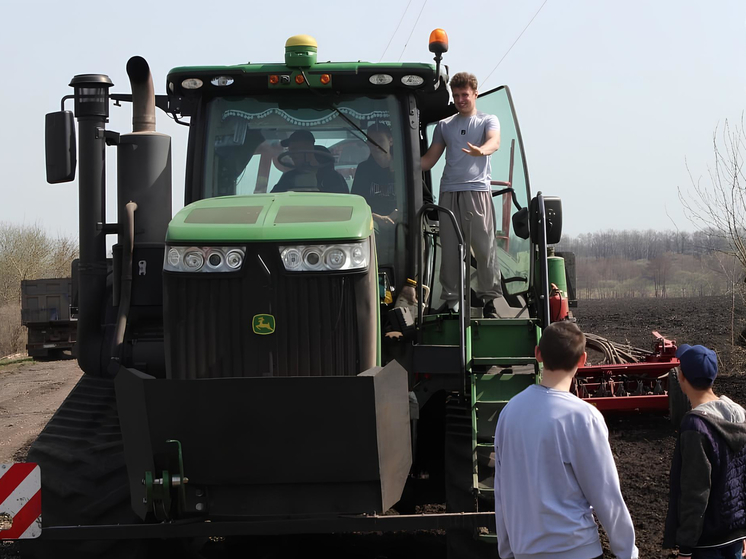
xmin=573 ymin=331 xmax=683 ymax=419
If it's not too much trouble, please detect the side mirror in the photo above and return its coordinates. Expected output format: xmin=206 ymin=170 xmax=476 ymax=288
xmin=512 ymin=207 xmax=530 ymax=239
xmin=45 ymin=111 xmax=76 ymax=183
xmin=529 ymin=196 xmax=563 ymax=245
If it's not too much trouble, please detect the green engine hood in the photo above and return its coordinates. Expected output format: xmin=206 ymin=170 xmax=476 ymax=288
xmin=167 ymin=193 xmax=374 ymax=243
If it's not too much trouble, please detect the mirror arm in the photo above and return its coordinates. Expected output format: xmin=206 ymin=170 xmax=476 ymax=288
xmin=60 ymin=95 xmax=75 ymax=113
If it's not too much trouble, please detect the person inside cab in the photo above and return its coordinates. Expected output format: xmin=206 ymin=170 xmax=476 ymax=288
xmin=351 ymin=123 xmax=399 ymax=268
xmin=351 ymin=123 xmax=397 ymax=226
xmin=272 ymin=130 xmax=348 ymax=194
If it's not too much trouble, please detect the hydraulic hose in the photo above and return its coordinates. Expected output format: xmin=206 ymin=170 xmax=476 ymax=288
xmin=111 ymin=201 xmax=137 ymax=366
xmin=584 ymin=333 xmax=652 ymax=365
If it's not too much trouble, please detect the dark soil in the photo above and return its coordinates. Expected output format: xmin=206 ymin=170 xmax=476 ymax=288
xmin=577 ymin=295 xmax=746 ymax=558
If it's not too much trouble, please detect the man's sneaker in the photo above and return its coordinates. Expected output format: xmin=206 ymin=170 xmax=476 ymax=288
xmin=435 ymin=301 xmax=460 ymax=314
xmin=483 ymin=300 xmax=499 ymax=319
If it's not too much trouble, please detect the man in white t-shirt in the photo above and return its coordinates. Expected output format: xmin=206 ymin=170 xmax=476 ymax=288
xmin=421 ymin=72 xmax=502 ymax=318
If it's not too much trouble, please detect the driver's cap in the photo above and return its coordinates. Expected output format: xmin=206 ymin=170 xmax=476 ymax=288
xmin=281 ymin=130 xmax=315 ymax=147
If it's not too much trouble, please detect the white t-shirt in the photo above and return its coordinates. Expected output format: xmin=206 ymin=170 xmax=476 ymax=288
xmin=432 ymin=111 xmax=500 ymax=192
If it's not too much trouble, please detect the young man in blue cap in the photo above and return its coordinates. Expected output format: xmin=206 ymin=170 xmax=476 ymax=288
xmin=664 ymin=344 xmax=746 ymax=559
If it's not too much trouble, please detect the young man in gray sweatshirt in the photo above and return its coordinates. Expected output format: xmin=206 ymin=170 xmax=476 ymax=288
xmin=664 ymin=344 xmax=746 ymax=558
xmin=494 ymin=321 xmax=638 ymax=559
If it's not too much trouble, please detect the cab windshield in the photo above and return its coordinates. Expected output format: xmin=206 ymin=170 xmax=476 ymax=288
xmin=202 ymin=94 xmax=405 ymax=207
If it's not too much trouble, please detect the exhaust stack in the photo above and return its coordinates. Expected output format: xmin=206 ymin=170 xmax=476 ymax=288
xmin=69 ymin=74 xmax=113 ymax=376
xmin=117 ymin=56 xmax=172 ymax=247
xmin=111 ymin=56 xmax=172 ymax=375
xmin=126 ymin=56 xmax=156 ymax=133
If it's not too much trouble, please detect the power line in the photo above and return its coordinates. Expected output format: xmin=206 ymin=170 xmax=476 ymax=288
xmin=380 ymin=0 xmax=413 ymax=62
xmin=398 ymin=0 xmax=429 ymax=62
xmin=481 ymin=0 xmax=549 ymax=87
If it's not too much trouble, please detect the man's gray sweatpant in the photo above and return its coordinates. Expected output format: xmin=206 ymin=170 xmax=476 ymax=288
xmin=439 ymin=190 xmax=502 ymax=304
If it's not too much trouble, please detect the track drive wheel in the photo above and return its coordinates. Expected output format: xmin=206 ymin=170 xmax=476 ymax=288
xmin=444 ymin=393 xmax=497 ymax=559
xmin=20 ymin=375 xmax=143 ymax=559
xmin=668 ymin=367 xmax=691 ymax=429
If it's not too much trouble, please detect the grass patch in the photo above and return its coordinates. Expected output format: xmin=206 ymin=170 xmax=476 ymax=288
xmin=0 ymin=356 xmax=32 ymax=367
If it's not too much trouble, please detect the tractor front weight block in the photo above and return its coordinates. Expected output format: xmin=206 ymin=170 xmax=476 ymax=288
xmin=114 ymin=361 xmax=412 ymax=523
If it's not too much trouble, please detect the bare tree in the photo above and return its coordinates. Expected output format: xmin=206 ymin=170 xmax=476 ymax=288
xmin=644 ymin=253 xmax=673 ymax=298
xmin=0 ymin=222 xmax=78 ymax=305
xmin=680 ymin=118 xmax=746 ymax=272
xmin=0 ymin=223 xmax=78 ymax=356
xmin=680 ymin=120 xmax=746 ymax=350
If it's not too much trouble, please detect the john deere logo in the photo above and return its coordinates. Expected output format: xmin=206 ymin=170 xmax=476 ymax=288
xmin=252 ymin=314 xmax=276 ymax=335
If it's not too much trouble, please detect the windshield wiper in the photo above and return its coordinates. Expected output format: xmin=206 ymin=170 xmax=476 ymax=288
xmin=298 ymin=69 xmax=388 ymax=155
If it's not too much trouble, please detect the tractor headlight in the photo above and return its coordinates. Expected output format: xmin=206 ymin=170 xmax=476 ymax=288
xmin=279 ymin=240 xmax=369 ymax=272
xmin=281 ymin=247 xmax=303 ymax=271
xmin=225 ymin=249 xmax=244 ymax=269
xmin=164 ymin=246 xmax=246 ymax=273
xmin=184 ymin=250 xmax=205 ymax=271
xmin=324 ymin=248 xmax=346 ymax=270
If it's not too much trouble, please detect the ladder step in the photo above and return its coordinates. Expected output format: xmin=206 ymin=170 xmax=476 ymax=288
xmin=413 ymin=344 xmax=462 ymax=374
xmin=473 ymin=357 xmax=537 ymax=366
xmin=478 ymin=533 xmax=497 ymax=544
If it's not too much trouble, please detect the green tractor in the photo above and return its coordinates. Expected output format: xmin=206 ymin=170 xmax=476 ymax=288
xmin=22 ymin=30 xmax=567 ymax=557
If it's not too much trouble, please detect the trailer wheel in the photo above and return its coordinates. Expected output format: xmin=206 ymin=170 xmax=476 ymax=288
xmin=20 ymin=375 xmax=143 ymax=559
xmin=668 ymin=367 xmax=690 ymax=429
xmin=444 ymin=394 xmax=497 ymax=559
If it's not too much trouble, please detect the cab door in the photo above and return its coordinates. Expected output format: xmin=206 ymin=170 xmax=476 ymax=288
xmin=476 ymin=85 xmax=531 ymax=296
xmin=426 ymin=85 xmax=532 ymax=297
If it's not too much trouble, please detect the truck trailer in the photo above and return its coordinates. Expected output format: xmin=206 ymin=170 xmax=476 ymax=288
xmin=20 ymin=278 xmax=76 ymax=358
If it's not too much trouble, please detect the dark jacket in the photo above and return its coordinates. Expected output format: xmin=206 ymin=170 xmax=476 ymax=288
xmin=272 ymin=167 xmax=348 ymax=194
xmin=351 ymin=156 xmax=396 ymax=216
xmin=664 ymin=397 xmax=746 ymax=556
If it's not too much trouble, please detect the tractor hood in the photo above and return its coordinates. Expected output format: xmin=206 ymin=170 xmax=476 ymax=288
xmin=166 ymin=193 xmax=373 ymax=243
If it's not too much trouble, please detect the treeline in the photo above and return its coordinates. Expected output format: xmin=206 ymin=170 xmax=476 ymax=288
xmin=558 ymin=229 xmax=729 ymax=260
xmin=557 ymin=230 xmax=740 ymax=300
xmin=0 ymin=223 xmax=77 ymax=357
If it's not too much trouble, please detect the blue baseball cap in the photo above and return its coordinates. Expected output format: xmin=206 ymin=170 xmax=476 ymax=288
xmin=676 ymin=344 xmax=718 ymax=387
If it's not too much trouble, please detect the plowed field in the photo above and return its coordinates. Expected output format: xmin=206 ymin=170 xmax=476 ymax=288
xmin=578 ymin=295 xmax=746 ymax=558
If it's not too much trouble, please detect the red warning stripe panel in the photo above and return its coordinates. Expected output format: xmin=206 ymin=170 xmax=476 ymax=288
xmin=1 ymin=463 xmax=41 ymax=540
xmin=0 ymin=489 xmax=41 ymax=539
xmin=0 ymin=463 xmax=37 ymax=504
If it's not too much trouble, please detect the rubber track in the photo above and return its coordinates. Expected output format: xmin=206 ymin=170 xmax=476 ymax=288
xmin=444 ymin=394 xmax=496 ymax=559
xmin=21 ymin=375 xmax=140 ymax=558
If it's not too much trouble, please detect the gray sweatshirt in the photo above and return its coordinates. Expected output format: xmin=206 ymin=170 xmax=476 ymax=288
xmin=494 ymin=385 xmax=638 ymax=559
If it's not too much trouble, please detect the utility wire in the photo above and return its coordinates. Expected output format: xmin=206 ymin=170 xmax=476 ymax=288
xmin=380 ymin=0 xmax=413 ymax=62
xmin=482 ymin=0 xmax=548 ymax=87
xmin=397 ymin=0 xmax=428 ymax=62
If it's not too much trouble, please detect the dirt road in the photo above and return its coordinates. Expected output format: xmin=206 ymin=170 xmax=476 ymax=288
xmin=0 ymin=357 xmax=82 ymax=464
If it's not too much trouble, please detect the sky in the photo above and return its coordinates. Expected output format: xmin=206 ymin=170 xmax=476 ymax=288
xmin=1 ymin=0 xmax=745 ymax=239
